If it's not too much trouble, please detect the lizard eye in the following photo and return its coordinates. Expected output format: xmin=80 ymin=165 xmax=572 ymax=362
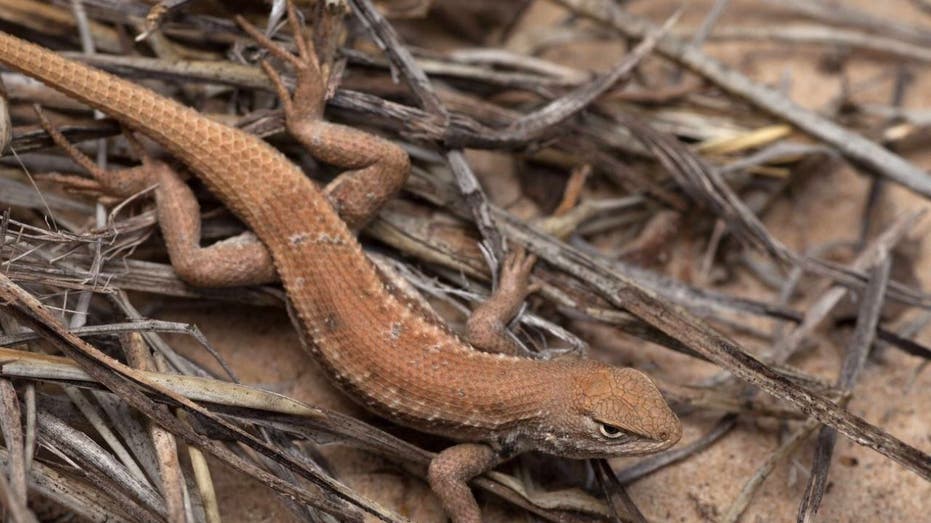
xmin=598 ymin=423 xmax=628 ymax=439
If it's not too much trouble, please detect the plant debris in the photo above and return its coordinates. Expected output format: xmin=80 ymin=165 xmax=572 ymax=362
xmin=0 ymin=1 xmax=929 ymax=522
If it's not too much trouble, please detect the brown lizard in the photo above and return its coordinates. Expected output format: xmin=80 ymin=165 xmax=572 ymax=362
xmin=0 ymin=4 xmax=680 ymax=521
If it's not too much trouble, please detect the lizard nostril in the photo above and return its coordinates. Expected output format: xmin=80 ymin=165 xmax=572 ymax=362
xmin=658 ymin=431 xmax=669 ymax=441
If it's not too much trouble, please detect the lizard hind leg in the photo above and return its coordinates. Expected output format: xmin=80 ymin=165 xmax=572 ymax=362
xmin=36 ymin=107 xmax=277 ymax=287
xmin=237 ymin=2 xmax=410 ymax=230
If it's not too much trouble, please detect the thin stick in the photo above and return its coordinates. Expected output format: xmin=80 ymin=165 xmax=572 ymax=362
xmin=553 ymin=0 xmax=931 ymax=198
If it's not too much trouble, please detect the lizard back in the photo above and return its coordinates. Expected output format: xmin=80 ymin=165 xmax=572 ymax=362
xmin=0 ymin=31 xmax=567 ymax=438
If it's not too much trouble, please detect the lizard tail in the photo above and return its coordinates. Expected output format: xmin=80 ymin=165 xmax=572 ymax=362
xmin=0 ymin=31 xmax=311 ymax=222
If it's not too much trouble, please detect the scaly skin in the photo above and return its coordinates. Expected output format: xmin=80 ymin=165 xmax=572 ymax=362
xmin=0 ymin=28 xmax=680 ymax=522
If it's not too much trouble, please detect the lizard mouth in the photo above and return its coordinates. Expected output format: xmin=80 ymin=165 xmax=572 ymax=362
xmin=533 ymin=424 xmax=681 ymax=459
xmin=588 ymin=418 xmax=681 ymax=456
xmin=604 ymin=435 xmax=679 ymax=457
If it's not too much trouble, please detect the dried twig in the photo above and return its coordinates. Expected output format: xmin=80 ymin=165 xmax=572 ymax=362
xmin=553 ymin=0 xmax=931 ymax=198
xmin=797 ymin=257 xmax=892 ymax=522
xmin=496 ymin=208 xmax=931 ymax=480
xmin=0 ymin=273 xmax=401 ymax=522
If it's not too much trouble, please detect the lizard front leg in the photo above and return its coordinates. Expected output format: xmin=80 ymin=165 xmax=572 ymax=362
xmin=428 ymin=443 xmax=504 ymax=523
xmin=237 ymin=2 xmax=410 ymax=230
xmin=36 ymin=108 xmax=277 ymax=287
xmin=465 ymin=246 xmax=538 ymax=355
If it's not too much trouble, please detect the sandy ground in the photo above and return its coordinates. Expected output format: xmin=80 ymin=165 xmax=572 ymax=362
xmin=157 ymin=1 xmax=931 ymax=521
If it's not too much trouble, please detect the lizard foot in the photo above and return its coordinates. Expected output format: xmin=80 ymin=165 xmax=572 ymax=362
xmin=236 ymin=0 xmax=329 ymax=124
xmin=33 ymin=105 xmax=154 ymax=197
xmin=497 ymin=245 xmax=539 ymax=297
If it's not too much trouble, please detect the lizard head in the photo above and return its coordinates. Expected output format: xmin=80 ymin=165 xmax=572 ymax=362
xmin=529 ymin=363 xmax=681 ymax=458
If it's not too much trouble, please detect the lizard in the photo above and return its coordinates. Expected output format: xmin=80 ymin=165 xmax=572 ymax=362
xmin=0 ymin=3 xmax=680 ymax=521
